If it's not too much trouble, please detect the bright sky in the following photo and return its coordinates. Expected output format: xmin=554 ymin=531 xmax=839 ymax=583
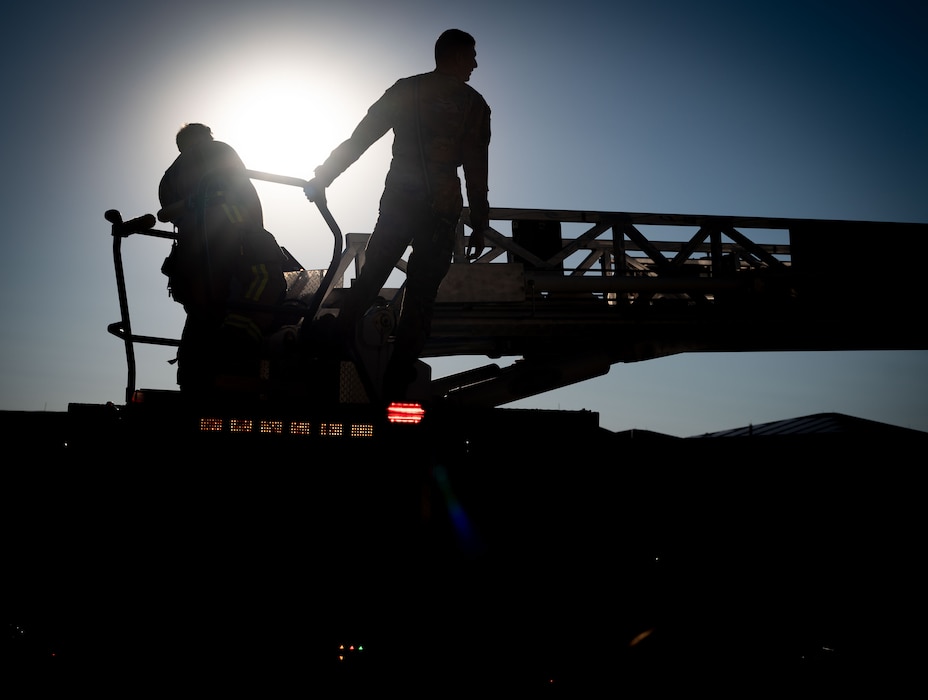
xmin=3 ymin=0 xmax=926 ymax=436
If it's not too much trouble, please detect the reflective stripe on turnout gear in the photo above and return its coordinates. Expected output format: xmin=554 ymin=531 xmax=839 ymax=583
xmin=244 ymin=263 xmax=270 ymax=302
xmin=222 ymin=313 xmax=264 ymax=343
xmin=222 ymin=203 xmax=245 ymax=223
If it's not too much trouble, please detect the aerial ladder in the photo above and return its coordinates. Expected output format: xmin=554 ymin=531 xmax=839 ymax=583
xmin=420 ymin=207 xmax=928 ymax=406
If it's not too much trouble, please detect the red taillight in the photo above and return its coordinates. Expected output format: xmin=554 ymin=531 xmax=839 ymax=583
xmin=386 ymin=402 xmax=425 ymax=424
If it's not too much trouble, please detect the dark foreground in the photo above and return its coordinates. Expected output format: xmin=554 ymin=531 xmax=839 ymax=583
xmin=6 ymin=409 xmax=925 ymax=693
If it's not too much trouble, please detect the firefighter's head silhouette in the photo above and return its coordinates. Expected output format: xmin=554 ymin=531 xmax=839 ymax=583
xmin=175 ymin=123 xmax=213 ymax=154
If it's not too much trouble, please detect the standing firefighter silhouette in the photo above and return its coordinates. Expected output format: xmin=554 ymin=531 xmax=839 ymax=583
xmin=303 ymin=29 xmax=492 ymax=402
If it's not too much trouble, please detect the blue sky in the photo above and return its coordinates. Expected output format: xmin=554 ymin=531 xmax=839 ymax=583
xmin=2 ymin=0 xmax=926 ymax=436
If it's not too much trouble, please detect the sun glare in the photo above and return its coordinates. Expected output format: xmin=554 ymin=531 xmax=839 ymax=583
xmin=157 ymin=31 xmax=401 ymax=259
xmin=192 ymin=63 xmax=390 ymax=259
xmin=216 ymin=72 xmax=351 ymax=179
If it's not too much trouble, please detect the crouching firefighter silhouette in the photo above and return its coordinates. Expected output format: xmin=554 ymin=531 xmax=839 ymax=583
xmin=158 ymin=123 xmax=287 ymax=394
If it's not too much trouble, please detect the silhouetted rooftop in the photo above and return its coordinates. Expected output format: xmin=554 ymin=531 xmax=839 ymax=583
xmin=690 ymin=411 xmax=927 ymax=439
